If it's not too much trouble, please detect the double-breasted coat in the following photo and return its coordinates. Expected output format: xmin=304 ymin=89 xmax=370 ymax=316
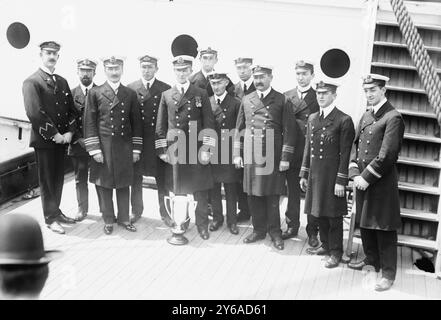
xmin=209 ymin=94 xmax=241 ymax=183
xmin=300 ymin=107 xmax=355 ymax=218
xmin=84 ymin=82 xmax=143 ymax=189
xmin=234 ymin=89 xmax=297 ymax=196
xmin=68 ymin=84 xmax=96 ymax=157
xmin=155 ymin=84 xmax=216 ymax=194
xmin=127 ymin=79 xmax=171 ymax=177
xmin=284 ymin=87 xmax=320 ymax=168
xmin=23 ymin=68 xmax=78 ymax=148
xmin=349 ymin=101 xmax=405 ymax=231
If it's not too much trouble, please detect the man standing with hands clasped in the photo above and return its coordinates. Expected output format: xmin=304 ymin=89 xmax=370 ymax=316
xmin=23 ymin=41 xmax=78 ymax=234
xmin=300 ymin=80 xmax=355 ymax=268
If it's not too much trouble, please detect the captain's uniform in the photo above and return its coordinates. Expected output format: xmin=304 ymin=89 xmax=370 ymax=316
xmin=127 ymin=55 xmax=171 ymax=222
xmin=234 ymin=65 xmax=297 ymax=249
xmin=300 ymin=81 xmax=355 ymax=266
xmin=22 ymin=41 xmax=78 ymax=228
xmin=84 ymin=56 xmax=143 ymax=231
xmin=68 ymin=58 xmax=97 ymax=221
xmin=155 ymin=55 xmax=216 ymax=237
xmin=283 ymin=60 xmax=320 ymax=241
xmin=348 ymin=74 xmax=404 ymax=284
xmin=207 ymin=72 xmax=242 ymax=234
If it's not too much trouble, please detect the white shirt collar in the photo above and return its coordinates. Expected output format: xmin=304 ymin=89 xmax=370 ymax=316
xmin=298 ymin=84 xmax=311 ymax=93
xmin=176 ymin=81 xmax=190 ymax=94
xmin=372 ymin=98 xmax=387 ymax=115
xmin=201 ymin=69 xmax=212 ymax=79
xmin=141 ymin=77 xmax=156 ymax=89
xmin=214 ymin=91 xmax=227 ymax=104
xmin=80 ymin=83 xmax=94 ymax=95
xmin=257 ymin=86 xmax=272 ymax=99
xmin=107 ymin=81 xmax=121 ymax=92
xmin=240 ymin=77 xmax=254 ymax=90
xmin=40 ymin=66 xmax=54 ymax=76
xmin=320 ymin=103 xmax=336 ymax=118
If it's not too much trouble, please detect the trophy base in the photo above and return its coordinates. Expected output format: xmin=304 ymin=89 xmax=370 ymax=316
xmin=167 ymin=234 xmax=189 ymax=246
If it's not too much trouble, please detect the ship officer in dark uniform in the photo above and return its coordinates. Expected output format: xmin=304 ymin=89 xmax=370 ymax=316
xmin=84 ymin=56 xmax=143 ymax=235
xmin=207 ymin=71 xmax=241 ymax=235
xmin=348 ymin=74 xmax=405 ymax=292
xmin=22 ymin=41 xmax=77 ymax=234
xmin=155 ymin=55 xmax=216 ymax=240
xmin=233 ymin=57 xmax=255 ymax=223
xmin=282 ymin=60 xmax=320 ymax=247
xmin=128 ymin=55 xmax=172 ymax=226
xmin=234 ymin=65 xmax=297 ymax=250
xmin=68 ymin=58 xmax=98 ymax=222
xmin=299 ymin=80 xmax=355 ymax=268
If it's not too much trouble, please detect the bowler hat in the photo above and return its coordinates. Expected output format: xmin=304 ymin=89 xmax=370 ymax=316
xmin=0 ymin=214 xmax=62 ymax=265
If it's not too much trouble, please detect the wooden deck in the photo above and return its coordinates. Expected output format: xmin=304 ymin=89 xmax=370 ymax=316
xmin=1 ymin=174 xmax=440 ymax=300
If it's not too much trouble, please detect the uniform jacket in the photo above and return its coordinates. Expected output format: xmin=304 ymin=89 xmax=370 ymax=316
xmin=155 ymin=83 xmax=216 ymax=194
xmin=22 ymin=68 xmax=78 ymax=148
xmin=127 ymin=78 xmax=171 ymax=177
xmin=84 ymin=82 xmax=143 ymax=189
xmin=284 ymin=86 xmax=320 ymax=168
xmin=190 ymin=70 xmax=235 ymax=97
xmin=300 ymin=107 xmax=355 ymax=218
xmin=349 ymin=101 xmax=405 ymax=231
xmin=234 ymin=89 xmax=297 ymax=196
xmin=234 ymin=81 xmax=256 ymax=100
xmin=68 ymin=83 xmax=97 ymax=156
xmin=209 ymin=94 xmax=241 ymax=183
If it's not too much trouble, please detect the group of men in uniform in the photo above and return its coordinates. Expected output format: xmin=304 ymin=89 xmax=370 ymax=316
xmin=22 ymin=40 xmax=404 ymax=291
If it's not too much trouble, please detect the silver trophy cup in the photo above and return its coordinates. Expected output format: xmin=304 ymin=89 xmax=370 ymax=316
xmin=164 ymin=194 xmax=197 ymax=245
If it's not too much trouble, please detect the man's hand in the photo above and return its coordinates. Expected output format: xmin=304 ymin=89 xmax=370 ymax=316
xmin=334 ymin=183 xmax=346 ymax=197
xmin=300 ymin=178 xmax=308 ymax=192
xmin=133 ymin=153 xmax=140 ymax=163
xmin=233 ymin=156 xmax=243 ymax=169
xmin=75 ymin=138 xmax=86 ymax=149
xmin=52 ymin=133 xmax=65 ymax=144
xmin=159 ymin=154 xmax=169 ymax=163
xmin=279 ymin=161 xmax=290 ymax=172
xmin=63 ymin=132 xmax=73 ymax=144
xmin=354 ymin=175 xmax=369 ymax=191
xmin=93 ymin=152 xmax=104 ymax=163
xmin=200 ymin=151 xmax=211 ymax=164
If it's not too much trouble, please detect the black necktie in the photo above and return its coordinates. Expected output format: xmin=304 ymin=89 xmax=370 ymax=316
xmin=260 ymin=93 xmax=264 ymax=100
xmin=147 ymin=83 xmax=150 ymax=91
xmin=217 ymin=98 xmax=221 ymax=105
xmin=320 ymin=111 xmax=324 ymax=121
xmin=85 ymin=88 xmax=88 ymax=97
xmin=244 ymin=84 xmax=247 ymax=93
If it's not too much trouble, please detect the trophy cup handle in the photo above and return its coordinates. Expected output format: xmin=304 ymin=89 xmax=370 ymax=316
xmin=164 ymin=196 xmax=173 ymax=220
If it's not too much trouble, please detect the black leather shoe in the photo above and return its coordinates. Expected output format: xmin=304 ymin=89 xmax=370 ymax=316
xmin=281 ymin=227 xmax=299 ymax=240
xmin=243 ymin=232 xmax=265 ymax=244
xmin=197 ymin=226 xmax=209 ymax=240
xmin=308 ymin=234 xmax=319 ymax=248
xmin=209 ymin=220 xmax=223 ymax=232
xmin=325 ymin=255 xmax=341 ymax=268
xmin=47 ymin=221 xmax=65 ymax=234
xmin=375 ymin=278 xmax=394 ymax=292
xmin=272 ymin=236 xmax=284 ymax=250
xmin=104 ymin=224 xmax=113 ymax=235
xmin=237 ymin=212 xmax=250 ymax=222
xmin=130 ymin=213 xmax=142 ymax=224
xmin=306 ymin=246 xmax=329 ymax=255
xmin=118 ymin=223 xmax=137 ymax=232
xmin=56 ymin=213 xmax=76 ymax=224
xmin=228 ymin=223 xmax=239 ymax=235
xmin=74 ymin=211 xmax=87 ymax=222
xmin=348 ymin=259 xmax=380 ymax=272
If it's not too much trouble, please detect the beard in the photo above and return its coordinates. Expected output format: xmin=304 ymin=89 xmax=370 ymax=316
xmin=80 ymin=77 xmax=92 ymax=86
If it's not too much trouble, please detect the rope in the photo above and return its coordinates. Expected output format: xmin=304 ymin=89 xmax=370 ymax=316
xmin=390 ymin=0 xmax=441 ymax=125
